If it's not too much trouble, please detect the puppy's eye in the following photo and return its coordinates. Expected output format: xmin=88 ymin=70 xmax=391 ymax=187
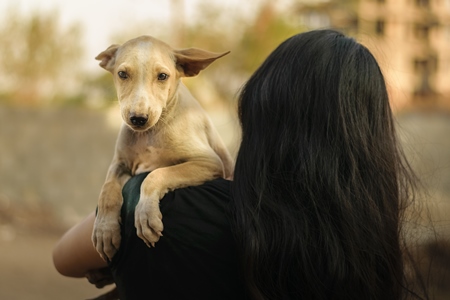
xmin=118 ymin=71 xmax=128 ymax=79
xmin=157 ymin=73 xmax=168 ymax=81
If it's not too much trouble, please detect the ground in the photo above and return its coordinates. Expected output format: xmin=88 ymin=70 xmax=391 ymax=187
xmin=0 ymin=229 xmax=112 ymax=299
xmin=0 ymin=106 xmax=449 ymax=299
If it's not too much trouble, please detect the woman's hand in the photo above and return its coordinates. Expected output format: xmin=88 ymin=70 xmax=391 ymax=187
xmin=85 ymin=268 xmax=119 ymax=300
xmin=86 ymin=267 xmax=115 ymax=288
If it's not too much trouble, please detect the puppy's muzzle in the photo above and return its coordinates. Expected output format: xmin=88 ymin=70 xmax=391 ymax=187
xmin=130 ymin=115 xmax=148 ymax=127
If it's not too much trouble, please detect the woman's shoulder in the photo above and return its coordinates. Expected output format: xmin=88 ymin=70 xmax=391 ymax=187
xmin=112 ymin=174 xmax=244 ymax=299
xmin=119 ymin=173 xmax=234 ymax=248
xmin=162 ymin=177 xmax=232 ymax=212
xmin=121 ymin=173 xmax=232 ymax=216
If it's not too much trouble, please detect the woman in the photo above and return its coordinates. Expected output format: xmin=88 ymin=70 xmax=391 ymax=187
xmin=53 ymin=29 xmax=425 ymax=299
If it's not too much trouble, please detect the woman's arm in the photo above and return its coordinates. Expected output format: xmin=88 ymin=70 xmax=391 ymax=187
xmin=53 ymin=211 xmax=108 ymax=278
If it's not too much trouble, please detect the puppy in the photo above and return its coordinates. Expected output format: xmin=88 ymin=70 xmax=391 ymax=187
xmin=92 ymin=35 xmax=234 ymax=261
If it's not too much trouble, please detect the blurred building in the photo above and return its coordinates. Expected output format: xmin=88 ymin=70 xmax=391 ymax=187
xmin=293 ymin=0 xmax=450 ymax=110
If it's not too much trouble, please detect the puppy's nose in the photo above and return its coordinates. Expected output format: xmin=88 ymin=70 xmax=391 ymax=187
xmin=130 ymin=115 xmax=148 ymax=127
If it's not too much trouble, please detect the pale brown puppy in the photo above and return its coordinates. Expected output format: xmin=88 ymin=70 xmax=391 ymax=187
xmin=92 ymin=36 xmax=234 ymax=261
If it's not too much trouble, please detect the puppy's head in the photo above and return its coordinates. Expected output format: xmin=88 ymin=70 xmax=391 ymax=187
xmin=95 ymin=35 xmax=229 ymax=132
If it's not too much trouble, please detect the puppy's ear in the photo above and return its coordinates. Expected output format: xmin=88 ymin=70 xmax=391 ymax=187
xmin=173 ymin=48 xmax=230 ymax=77
xmin=95 ymin=44 xmax=121 ymax=72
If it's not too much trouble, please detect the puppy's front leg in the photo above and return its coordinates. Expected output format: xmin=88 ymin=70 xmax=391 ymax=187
xmin=93 ymin=162 xmax=131 ymax=261
xmin=135 ymin=159 xmax=223 ymax=247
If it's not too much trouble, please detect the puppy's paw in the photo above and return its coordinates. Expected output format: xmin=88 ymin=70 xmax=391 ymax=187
xmin=92 ymin=216 xmax=121 ymax=261
xmin=134 ymin=198 xmax=163 ymax=247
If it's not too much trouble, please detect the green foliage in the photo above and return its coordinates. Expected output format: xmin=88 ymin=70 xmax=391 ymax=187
xmin=183 ymin=2 xmax=302 ymax=76
xmin=0 ymin=6 xmax=83 ymax=105
xmin=179 ymin=2 xmax=304 ymax=102
xmin=231 ymin=4 xmax=303 ymax=76
xmin=78 ymin=73 xmax=117 ymax=108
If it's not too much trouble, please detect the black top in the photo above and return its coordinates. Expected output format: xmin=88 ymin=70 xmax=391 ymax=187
xmin=109 ymin=172 xmax=246 ymax=300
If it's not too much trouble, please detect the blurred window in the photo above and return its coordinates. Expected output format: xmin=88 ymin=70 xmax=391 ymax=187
xmin=413 ymin=56 xmax=437 ymax=73
xmin=446 ymin=25 xmax=450 ymax=42
xmin=414 ymin=59 xmax=429 ymax=73
xmin=414 ymin=24 xmax=430 ymax=40
xmin=375 ymin=19 xmax=385 ymax=35
xmin=415 ymin=0 xmax=429 ymax=7
xmin=413 ymin=56 xmax=437 ymax=97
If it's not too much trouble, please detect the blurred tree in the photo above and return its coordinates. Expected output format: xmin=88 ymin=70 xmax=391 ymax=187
xmin=0 ymin=7 xmax=83 ymax=106
xmin=182 ymin=1 xmax=303 ymax=103
xmin=229 ymin=2 xmax=302 ymax=86
xmin=232 ymin=2 xmax=301 ymax=75
xmin=70 ymin=72 xmax=116 ymax=108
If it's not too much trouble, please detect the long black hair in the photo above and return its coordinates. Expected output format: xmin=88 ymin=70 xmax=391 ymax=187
xmin=231 ymin=29 xmax=422 ymax=299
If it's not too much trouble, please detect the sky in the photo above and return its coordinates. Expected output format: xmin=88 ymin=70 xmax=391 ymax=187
xmin=0 ymin=0 xmax=263 ymax=71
